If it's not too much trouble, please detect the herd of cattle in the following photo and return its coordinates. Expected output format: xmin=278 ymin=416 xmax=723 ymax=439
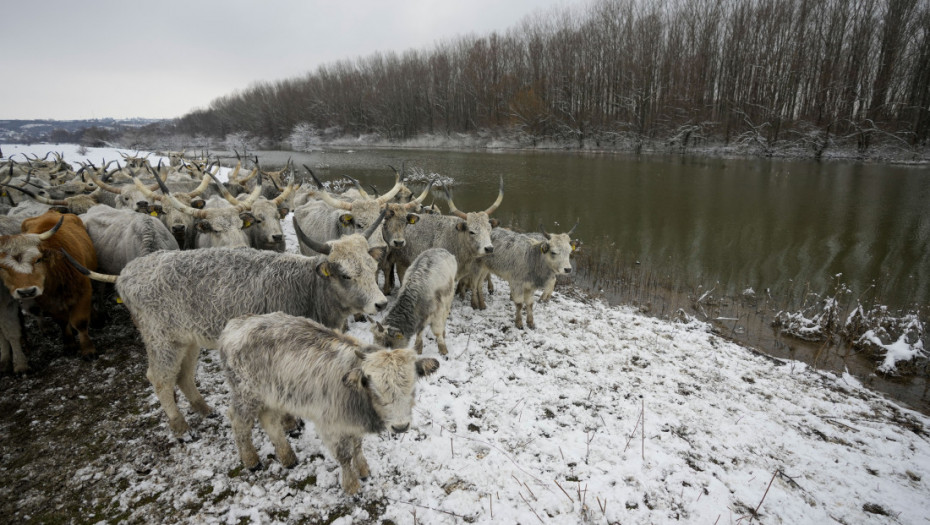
xmin=0 ymin=150 xmax=580 ymax=494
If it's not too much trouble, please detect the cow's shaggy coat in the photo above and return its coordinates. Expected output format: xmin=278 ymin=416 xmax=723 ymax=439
xmin=219 ymin=312 xmax=439 ymax=494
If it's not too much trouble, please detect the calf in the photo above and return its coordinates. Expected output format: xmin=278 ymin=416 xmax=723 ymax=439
xmin=219 ymin=312 xmax=439 ymax=494
xmin=0 ymin=211 xmax=98 ymax=358
xmin=372 ymin=248 xmax=457 ymax=355
xmin=474 ymin=223 xmax=578 ymax=329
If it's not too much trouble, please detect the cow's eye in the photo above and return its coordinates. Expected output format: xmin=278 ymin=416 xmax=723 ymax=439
xmin=341 ymin=274 xmax=352 ymax=280
xmin=469 ymin=230 xmax=476 ymax=235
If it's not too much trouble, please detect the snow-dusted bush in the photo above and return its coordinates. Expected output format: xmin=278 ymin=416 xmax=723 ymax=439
xmin=772 ymin=297 xmax=840 ymax=342
xmin=845 ymin=304 xmax=926 ymax=374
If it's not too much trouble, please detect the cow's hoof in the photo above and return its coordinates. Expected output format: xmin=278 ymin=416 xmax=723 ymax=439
xmin=280 ymin=453 xmax=298 ymax=469
xmin=248 ymin=461 xmax=264 ymax=472
xmin=80 ymin=351 xmax=98 ymax=361
xmin=191 ymin=400 xmax=213 ymax=417
xmin=527 ymin=321 xmax=536 ymax=330
xmin=177 ymin=429 xmax=199 ymax=443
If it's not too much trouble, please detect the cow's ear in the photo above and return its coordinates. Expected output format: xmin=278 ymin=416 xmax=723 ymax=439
xmin=339 ymin=214 xmax=354 ymax=227
xmin=278 ymin=207 xmax=290 ymax=219
xmin=342 ymin=369 xmax=369 ymax=390
xmin=406 ymin=213 xmax=420 ymax=225
xmin=416 ymin=358 xmax=440 ymax=378
xmin=191 ymin=199 xmax=206 ymax=209
xmin=239 ymin=212 xmax=256 ymax=229
xmin=489 ymin=218 xmax=500 ymax=228
xmin=316 ymin=261 xmax=333 ymax=278
xmin=368 ymin=247 xmax=385 ymax=261
xmin=456 ymin=220 xmax=467 ymax=232
xmin=540 ymin=241 xmax=550 ymax=254
xmin=195 ymin=220 xmax=213 ymax=233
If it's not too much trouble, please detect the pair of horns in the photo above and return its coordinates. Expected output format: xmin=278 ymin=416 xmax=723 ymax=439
xmin=443 ymin=176 xmax=504 ymax=219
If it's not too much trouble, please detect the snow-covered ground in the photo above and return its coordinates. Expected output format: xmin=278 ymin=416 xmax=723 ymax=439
xmin=3 ymin=143 xmax=930 ymax=523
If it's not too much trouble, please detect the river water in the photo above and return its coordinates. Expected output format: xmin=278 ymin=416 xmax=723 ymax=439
xmin=246 ymin=147 xmax=930 ymax=412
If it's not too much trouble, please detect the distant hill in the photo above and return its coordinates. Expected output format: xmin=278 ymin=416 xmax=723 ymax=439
xmin=0 ymin=118 xmax=166 ymax=143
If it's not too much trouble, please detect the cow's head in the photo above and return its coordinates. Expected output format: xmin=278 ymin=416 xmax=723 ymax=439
xmin=0 ymin=215 xmax=64 ymax=300
xmin=538 ymin=222 xmax=580 ymax=275
xmin=294 ymin=212 xmax=388 ymax=315
xmin=371 ymin=322 xmax=409 ymax=349
xmin=343 ymin=347 xmax=439 ymax=433
xmin=444 ymin=177 xmax=503 ymax=257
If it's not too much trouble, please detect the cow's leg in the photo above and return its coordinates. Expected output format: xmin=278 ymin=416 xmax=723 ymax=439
xmin=350 ymin=435 xmax=370 ymax=481
xmin=259 ymin=408 xmax=297 ymax=468
xmin=70 ymin=314 xmax=96 ymax=359
xmin=59 ymin=320 xmax=78 ymax=354
xmin=145 ymin=340 xmax=190 ymax=437
xmin=177 ymin=344 xmax=210 ymax=417
xmin=396 ymin=262 xmax=408 ymax=285
xmin=281 ymin=413 xmax=303 ymax=437
xmin=431 ymin=312 xmax=450 ymax=357
xmin=486 ymin=274 xmax=494 ymax=295
xmin=0 ymin=305 xmax=27 ymax=373
xmin=380 ymin=258 xmax=396 ymax=295
xmin=471 ymin=269 xmax=488 ymax=310
xmin=525 ymin=290 xmax=536 ymax=330
xmin=414 ymin=331 xmax=424 ymax=355
xmin=539 ymin=277 xmax=556 ymax=302
xmin=323 ymin=431 xmax=361 ymax=494
xmin=510 ymin=286 xmax=524 ymax=329
xmin=229 ymin=398 xmax=261 ymax=470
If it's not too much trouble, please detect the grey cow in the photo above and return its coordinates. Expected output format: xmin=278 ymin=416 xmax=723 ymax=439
xmin=372 ymin=248 xmax=457 ymax=356
xmin=219 ymin=312 xmax=439 ymax=494
xmin=388 ymin=178 xmax=503 ymax=306
xmin=81 ymin=206 xmax=179 ymax=274
xmin=473 ymin=223 xmax=579 ymax=329
xmin=63 ymin=215 xmax=387 ymax=439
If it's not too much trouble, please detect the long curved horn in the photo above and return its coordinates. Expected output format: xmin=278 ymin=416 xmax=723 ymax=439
xmin=227 ymin=161 xmax=242 ymax=184
xmin=539 ymin=223 xmax=551 ymax=240
xmin=87 ymin=169 xmax=125 ymax=194
xmin=272 ymin=182 xmax=297 ymax=206
xmin=304 ymin=166 xmax=325 ymax=189
xmin=238 ymin=182 xmax=263 ymax=209
xmin=293 ymin=218 xmax=331 ymax=255
xmin=206 ymin=169 xmax=240 ymax=205
xmin=36 ymin=215 xmax=65 ymax=241
xmin=345 ymin=175 xmax=369 ymax=199
xmin=145 ymin=163 xmax=172 ymax=196
xmin=412 ymin=179 xmax=434 ymax=204
xmin=238 ymin=167 xmax=261 ymax=184
xmin=375 ymin=172 xmax=403 ymax=204
xmin=317 ymin=189 xmax=353 ymax=211
xmin=0 ymin=183 xmax=67 ymax=205
xmin=441 ymin=182 xmax=467 ymax=219
xmin=484 ymin=176 xmax=504 ymax=215
xmin=362 ymin=209 xmax=388 ymax=240
xmin=567 ymin=220 xmax=579 ymax=236
xmin=178 ymin=174 xmax=212 ymax=199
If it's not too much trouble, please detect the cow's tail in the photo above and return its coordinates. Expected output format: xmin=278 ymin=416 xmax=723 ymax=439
xmin=60 ymin=249 xmax=119 ymax=283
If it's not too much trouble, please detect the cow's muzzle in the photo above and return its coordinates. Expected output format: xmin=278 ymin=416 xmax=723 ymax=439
xmin=391 ymin=423 xmax=410 ymax=433
xmin=15 ymin=286 xmax=40 ymax=299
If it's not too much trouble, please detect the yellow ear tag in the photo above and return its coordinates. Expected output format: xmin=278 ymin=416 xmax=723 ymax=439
xmin=322 ymin=267 xmax=330 ymax=277
xmin=395 ymin=333 xmax=403 ymax=339
xmin=150 ymin=211 xmax=159 ymax=217
xmin=1 ymin=192 xmax=6 ymax=197
xmin=115 ymin=297 xmax=123 ymax=304
xmin=408 ymin=216 xmax=417 ymax=224
xmin=243 ymin=221 xmax=252 ymax=228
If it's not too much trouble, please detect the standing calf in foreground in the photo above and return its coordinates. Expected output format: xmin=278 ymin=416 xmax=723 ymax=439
xmin=474 ymin=223 xmax=578 ymax=329
xmin=219 ymin=313 xmax=439 ymax=495
xmin=372 ymin=248 xmax=457 ymax=356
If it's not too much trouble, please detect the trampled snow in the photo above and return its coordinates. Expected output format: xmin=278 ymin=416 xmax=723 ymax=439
xmin=3 ymin=144 xmax=929 ymax=523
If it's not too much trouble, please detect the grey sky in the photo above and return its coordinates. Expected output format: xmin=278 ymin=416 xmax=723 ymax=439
xmin=1 ymin=0 xmax=585 ymax=121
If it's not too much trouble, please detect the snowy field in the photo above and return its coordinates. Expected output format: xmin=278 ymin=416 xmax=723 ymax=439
xmin=2 ymin=144 xmax=930 ymax=523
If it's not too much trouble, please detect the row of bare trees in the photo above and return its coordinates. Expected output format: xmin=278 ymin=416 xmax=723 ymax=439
xmin=177 ymin=0 xmax=930 ymax=154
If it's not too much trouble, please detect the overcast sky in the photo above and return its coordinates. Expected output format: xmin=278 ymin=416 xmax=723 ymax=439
xmin=1 ymin=0 xmax=587 ymax=121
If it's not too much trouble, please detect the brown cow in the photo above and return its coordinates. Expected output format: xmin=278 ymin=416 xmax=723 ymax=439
xmin=0 ymin=211 xmax=99 ymax=358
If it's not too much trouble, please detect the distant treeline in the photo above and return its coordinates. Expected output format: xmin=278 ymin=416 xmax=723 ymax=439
xmin=176 ymin=0 xmax=930 ymax=154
